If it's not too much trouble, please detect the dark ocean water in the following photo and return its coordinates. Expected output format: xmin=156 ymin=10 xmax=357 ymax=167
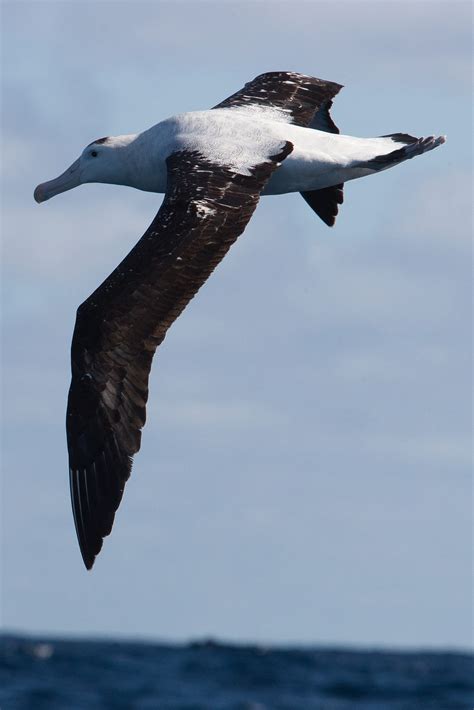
xmin=1 ymin=635 xmax=472 ymax=710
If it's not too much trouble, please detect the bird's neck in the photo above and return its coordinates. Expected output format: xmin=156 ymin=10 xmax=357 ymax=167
xmin=114 ymin=132 xmax=167 ymax=194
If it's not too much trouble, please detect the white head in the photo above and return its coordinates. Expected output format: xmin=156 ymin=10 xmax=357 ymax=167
xmin=34 ymin=135 xmax=136 ymax=203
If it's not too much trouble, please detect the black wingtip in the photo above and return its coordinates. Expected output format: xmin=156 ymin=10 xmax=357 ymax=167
xmin=82 ymin=551 xmax=95 ymax=570
xmin=300 ymin=184 xmax=344 ymax=227
xmin=78 ymin=536 xmax=97 ymax=570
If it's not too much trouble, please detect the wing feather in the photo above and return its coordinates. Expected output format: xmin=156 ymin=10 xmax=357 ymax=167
xmin=214 ymin=71 xmax=343 ymax=128
xmin=67 ymin=143 xmax=293 ymax=569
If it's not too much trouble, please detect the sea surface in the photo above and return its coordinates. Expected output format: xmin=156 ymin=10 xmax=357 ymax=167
xmin=1 ymin=634 xmax=472 ymax=710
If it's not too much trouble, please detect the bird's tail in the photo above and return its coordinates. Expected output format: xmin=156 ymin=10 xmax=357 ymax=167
xmin=300 ymin=132 xmax=446 ymax=228
xmin=358 ymin=133 xmax=446 ymax=172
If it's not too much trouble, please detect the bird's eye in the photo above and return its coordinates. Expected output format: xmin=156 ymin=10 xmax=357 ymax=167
xmin=90 ymin=150 xmax=98 ymax=157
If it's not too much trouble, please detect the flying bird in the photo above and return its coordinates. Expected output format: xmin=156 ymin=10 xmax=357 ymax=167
xmin=34 ymin=72 xmax=445 ymax=569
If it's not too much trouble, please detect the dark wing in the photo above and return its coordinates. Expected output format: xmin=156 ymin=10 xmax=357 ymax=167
xmin=309 ymin=99 xmax=340 ymax=134
xmin=300 ymin=184 xmax=344 ymax=227
xmin=213 ymin=71 xmax=343 ymax=128
xmin=303 ymin=99 xmax=344 ymax=227
xmin=67 ymin=143 xmax=293 ymax=570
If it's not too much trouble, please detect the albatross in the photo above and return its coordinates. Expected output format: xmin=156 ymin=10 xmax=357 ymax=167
xmin=34 ymin=72 xmax=446 ymax=570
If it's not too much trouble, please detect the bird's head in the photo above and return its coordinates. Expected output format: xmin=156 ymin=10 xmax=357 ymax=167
xmin=34 ymin=135 xmax=135 ymax=203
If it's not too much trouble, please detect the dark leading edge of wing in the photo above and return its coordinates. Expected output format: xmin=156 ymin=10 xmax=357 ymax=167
xmin=214 ymin=71 xmax=345 ymax=227
xmin=67 ymin=142 xmax=293 ymax=570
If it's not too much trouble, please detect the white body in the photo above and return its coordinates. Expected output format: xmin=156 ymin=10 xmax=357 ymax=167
xmin=110 ymin=109 xmax=407 ymax=194
xmin=34 ymin=106 xmax=445 ymax=204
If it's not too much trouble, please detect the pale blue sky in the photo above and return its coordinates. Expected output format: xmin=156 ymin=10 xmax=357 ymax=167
xmin=1 ymin=1 xmax=472 ymax=648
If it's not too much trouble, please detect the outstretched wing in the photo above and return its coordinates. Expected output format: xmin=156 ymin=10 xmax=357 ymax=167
xmin=67 ymin=143 xmax=293 ymax=570
xmin=214 ymin=71 xmax=344 ymax=226
xmin=214 ymin=71 xmax=343 ymax=128
xmin=302 ymin=95 xmax=344 ymax=227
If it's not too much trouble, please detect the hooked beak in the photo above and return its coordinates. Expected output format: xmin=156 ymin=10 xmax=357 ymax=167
xmin=34 ymin=158 xmax=81 ymax=203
